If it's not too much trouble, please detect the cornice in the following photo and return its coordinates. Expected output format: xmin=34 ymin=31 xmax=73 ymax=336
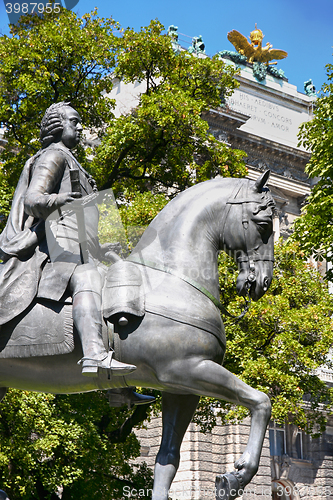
xmin=230 ymin=129 xmax=310 ymax=163
xmin=235 ymin=75 xmax=314 ymax=111
xmin=203 ymin=107 xmax=250 ymax=132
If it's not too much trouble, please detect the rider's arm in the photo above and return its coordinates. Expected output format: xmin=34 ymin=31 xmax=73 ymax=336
xmin=24 ymin=150 xmax=77 ymax=220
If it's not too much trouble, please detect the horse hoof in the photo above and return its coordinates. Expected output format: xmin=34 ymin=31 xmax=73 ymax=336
xmin=215 ymin=473 xmax=241 ymax=500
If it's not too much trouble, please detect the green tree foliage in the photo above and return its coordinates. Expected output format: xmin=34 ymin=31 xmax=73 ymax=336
xmin=292 ymin=63 xmax=333 ymax=276
xmin=0 ymin=390 xmax=153 ymax=500
xmin=97 ymin=189 xmax=168 ymax=252
xmin=118 ymin=190 xmax=169 ymax=251
xmin=0 ymin=8 xmax=118 ymax=221
xmin=91 ymin=19 xmax=247 ymax=193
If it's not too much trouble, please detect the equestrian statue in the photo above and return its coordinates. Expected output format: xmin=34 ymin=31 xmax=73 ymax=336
xmin=0 ymin=103 xmax=275 ymax=500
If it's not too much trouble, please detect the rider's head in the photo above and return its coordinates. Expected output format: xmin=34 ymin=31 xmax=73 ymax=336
xmin=0 ymin=490 xmax=9 ymax=499
xmin=40 ymin=102 xmax=81 ymax=149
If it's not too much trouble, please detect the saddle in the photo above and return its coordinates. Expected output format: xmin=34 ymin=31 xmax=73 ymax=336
xmin=0 ymin=295 xmax=110 ymax=359
xmin=0 ymin=299 xmax=74 ymax=358
xmin=0 ymin=259 xmax=225 ymax=359
xmin=103 ymin=260 xmax=225 ymax=347
xmin=0 ymin=260 xmax=142 ymax=360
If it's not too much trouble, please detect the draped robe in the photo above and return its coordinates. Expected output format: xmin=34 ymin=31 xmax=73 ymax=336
xmin=0 ymin=143 xmax=99 ymax=325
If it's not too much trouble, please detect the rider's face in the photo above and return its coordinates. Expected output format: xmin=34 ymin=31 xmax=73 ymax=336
xmin=61 ymin=107 xmax=83 ymax=149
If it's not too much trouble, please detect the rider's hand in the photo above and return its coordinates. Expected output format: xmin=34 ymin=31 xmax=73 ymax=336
xmin=100 ymin=242 xmax=122 ymax=263
xmin=55 ymin=192 xmax=82 ymax=207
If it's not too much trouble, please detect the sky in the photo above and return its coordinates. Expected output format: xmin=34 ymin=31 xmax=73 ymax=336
xmin=0 ymin=0 xmax=332 ymax=94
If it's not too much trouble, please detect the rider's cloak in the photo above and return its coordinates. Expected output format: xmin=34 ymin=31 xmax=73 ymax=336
xmin=0 ymin=144 xmax=99 ymax=325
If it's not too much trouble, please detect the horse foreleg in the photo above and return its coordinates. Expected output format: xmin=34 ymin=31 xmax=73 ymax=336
xmin=152 ymin=392 xmax=200 ymax=500
xmin=172 ymin=359 xmax=271 ymax=498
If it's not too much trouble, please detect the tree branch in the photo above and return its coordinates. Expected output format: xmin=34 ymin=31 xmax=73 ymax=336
xmin=107 ymin=405 xmax=150 ymax=443
xmin=101 ymin=140 xmax=136 ymax=189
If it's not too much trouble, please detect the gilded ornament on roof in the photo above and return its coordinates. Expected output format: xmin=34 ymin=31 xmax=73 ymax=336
xmin=227 ymin=24 xmax=287 ymax=65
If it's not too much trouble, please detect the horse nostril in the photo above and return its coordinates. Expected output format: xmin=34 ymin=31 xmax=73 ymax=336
xmin=263 ymin=276 xmax=269 ymax=291
xmin=247 ymin=272 xmax=256 ymax=283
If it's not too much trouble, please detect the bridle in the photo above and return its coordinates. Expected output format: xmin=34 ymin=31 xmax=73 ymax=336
xmin=224 ymin=182 xmax=275 ymax=298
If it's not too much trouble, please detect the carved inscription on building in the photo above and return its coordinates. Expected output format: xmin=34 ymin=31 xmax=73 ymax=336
xmin=227 ymin=88 xmax=310 ymax=149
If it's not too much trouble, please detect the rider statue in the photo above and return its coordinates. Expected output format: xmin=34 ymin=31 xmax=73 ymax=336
xmin=0 ymin=102 xmax=135 ymax=378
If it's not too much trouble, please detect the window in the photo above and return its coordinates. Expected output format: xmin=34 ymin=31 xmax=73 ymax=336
xmin=269 ymin=421 xmax=306 ymax=460
xmin=294 ymin=428 xmax=303 ymax=460
xmin=269 ymin=421 xmax=286 ymax=456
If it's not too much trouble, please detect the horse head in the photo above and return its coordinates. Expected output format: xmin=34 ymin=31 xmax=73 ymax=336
xmin=223 ymin=170 xmax=275 ymax=301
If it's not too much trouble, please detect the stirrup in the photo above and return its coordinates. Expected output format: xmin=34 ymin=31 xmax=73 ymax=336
xmin=107 ymin=388 xmax=156 ymax=408
xmin=78 ymin=352 xmax=136 ymax=377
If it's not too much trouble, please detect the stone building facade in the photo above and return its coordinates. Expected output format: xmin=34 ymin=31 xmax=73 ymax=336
xmin=204 ymin=57 xmax=313 ymax=245
xmin=134 ymin=414 xmax=333 ymax=500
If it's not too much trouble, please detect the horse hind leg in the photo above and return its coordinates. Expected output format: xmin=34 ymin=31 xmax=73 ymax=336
xmin=165 ymin=359 xmax=271 ymax=499
xmin=152 ymin=392 xmax=200 ymax=500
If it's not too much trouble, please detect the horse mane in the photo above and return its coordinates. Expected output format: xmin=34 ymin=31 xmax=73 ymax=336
xmin=130 ymin=175 xmax=274 ymax=262
xmin=130 ymin=177 xmax=245 ymax=257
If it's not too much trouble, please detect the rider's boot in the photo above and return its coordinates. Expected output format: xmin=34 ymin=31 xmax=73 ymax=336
xmin=73 ymin=290 xmax=136 ymax=377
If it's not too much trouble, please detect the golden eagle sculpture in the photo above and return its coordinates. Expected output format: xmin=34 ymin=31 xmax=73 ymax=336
xmin=227 ymin=24 xmax=287 ymax=65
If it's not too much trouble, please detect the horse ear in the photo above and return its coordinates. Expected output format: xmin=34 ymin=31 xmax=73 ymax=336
xmin=254 ymin=170 xmax=270 ymax=192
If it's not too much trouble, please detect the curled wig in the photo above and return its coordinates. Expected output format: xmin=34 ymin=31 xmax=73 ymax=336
xmin=40 ymin=101 xmax=72 ymax=148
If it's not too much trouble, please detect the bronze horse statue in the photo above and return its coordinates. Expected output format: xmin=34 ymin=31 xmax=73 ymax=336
xmin=0 ymin=171 xmax=274 ymax=500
